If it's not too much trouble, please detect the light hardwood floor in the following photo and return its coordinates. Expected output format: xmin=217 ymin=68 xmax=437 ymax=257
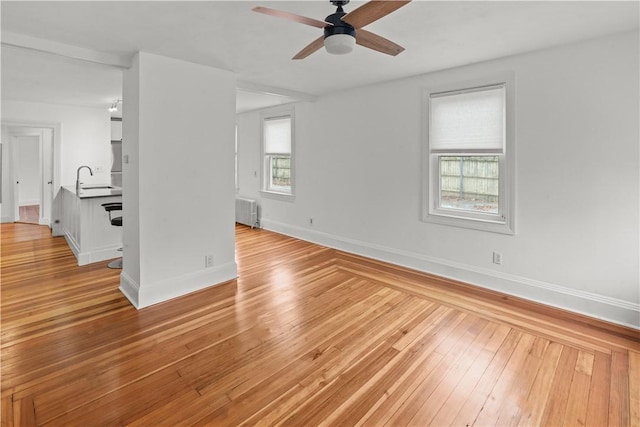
xmin=1 ymin=222 xmax=638 ymax=426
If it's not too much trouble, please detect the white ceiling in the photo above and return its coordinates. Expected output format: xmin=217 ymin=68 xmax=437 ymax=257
xmin=1 ymin=1 xmax=638 ymax=114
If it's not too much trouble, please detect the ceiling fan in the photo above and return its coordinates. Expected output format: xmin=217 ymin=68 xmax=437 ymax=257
xmin=252 ymin=0 xmax=411 ymax=59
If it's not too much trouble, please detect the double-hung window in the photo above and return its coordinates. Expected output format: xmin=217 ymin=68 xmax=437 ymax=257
xmin=262 ymin=113 xmax=294 ymax=197
xmin=423 ymin=76 xmax=515 ymax=234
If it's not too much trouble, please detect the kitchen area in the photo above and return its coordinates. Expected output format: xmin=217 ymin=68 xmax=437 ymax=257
xmin=3 ymin=23 xmax=240 ymax=311
xmin=56 ymin=117 xmax=123 ymax=266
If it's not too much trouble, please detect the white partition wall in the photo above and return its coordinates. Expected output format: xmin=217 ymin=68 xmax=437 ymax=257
xmin=120 ymin=52 xmax=237 ymax=308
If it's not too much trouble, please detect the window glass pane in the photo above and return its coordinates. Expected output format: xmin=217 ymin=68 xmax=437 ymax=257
xmin=430 ymin=85 xmax=505 ymax=153
xmin=439 ymin=156 xmax=499 ymax=213
xmin=269 ymin=155 xmax=291 ymax=192
xmin=264 ymin=117 xmax=291 ymax=154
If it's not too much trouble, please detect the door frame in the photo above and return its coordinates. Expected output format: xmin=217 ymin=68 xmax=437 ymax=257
xmin=2 ymin=121 xmax=61 ymax=226
xmin=11 ymin=132 xmax=43 ymax=222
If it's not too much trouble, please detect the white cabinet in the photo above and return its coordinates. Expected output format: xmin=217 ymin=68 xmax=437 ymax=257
xmin=111 ymin=142 xmax=122 ymax=172
xmin=60 ymin=186 xmax=122 ymax=265
xmin=110 ymin=119 xmax=122 ymax=141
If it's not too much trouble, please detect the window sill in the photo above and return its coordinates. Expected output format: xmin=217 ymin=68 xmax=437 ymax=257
xmin=260 ymin=190 xmax=295 ymax=202
xmin=423 ymin=211 xmax=514 ymax=235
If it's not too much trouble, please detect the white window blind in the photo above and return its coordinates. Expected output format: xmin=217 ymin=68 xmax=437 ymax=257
xmin=429 ymin=84 xmax=505 ymax=153
xmin=264 ymin=117 xmax=291 ymax=154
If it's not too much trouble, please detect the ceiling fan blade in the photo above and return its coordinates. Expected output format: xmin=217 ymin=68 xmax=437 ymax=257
xmin=293 ymin=36 xmax=325 ymax=60
xmin=252 ymin=6 xmax=331 ymax=29
xmin=356 ymin=29 xmax=405 ymax=56
xmin=341 ymin=0 xmax=411 ymax=29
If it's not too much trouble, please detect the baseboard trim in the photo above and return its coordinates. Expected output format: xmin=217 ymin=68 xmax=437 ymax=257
xmin=261 ymin=219 xmax=639 ymax=330
xmin=64 ymin=232 xmax=121 ymax=266
xmin=63 ymin=232 xmax=81 ymax=262
xmin=119 ymin=262 xmax=238 ymax=309
xmin=119 ymin=271 xmax=140 ymax=308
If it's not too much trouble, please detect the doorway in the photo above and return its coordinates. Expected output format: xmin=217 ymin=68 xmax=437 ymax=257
xmin=15 ymin=134 xmax=41 ymax=223
xmin=1 ymin=126 xmax=54 ymax=226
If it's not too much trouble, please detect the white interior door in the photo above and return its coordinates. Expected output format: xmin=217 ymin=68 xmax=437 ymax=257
xmin=11 ymin=136 xmax=20 ymax=221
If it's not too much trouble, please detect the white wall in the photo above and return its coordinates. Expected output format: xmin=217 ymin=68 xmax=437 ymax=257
xmin=237 ymin=31 xmax=640 ymax=328
xmin=1 ymin=127 xmax=12 ymax=221
xmin=2 ymin=100 xmax=112 ymax=187
xmin=120 ymin=52 xmax=237 ymax=308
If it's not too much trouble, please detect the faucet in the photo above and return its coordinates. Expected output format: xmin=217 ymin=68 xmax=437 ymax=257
xmin=76 ymin=165 xmax=93 ymax=191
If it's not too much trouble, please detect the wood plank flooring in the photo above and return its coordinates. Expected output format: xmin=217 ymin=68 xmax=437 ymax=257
xmin=1 ymin=222 xmax=639 ymax=426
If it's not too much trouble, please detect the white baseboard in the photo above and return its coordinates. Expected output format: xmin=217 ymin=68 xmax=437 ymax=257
xmin=64 ymin=232 xmax=121 ymax=266
xmin=119 ymin=261 xmax=238 ymax=309
xmin=1 ymin=216 xmax=14 ymax=223
xmin=63 ymin=232 xmax=81 ymax=261
xmin=119 ymin=271 xmax=140 ymax=308
xmin=19 ymin=200 xmax=39 ymax=207
xmin=261 ymin=219 xmax=640 ymax=330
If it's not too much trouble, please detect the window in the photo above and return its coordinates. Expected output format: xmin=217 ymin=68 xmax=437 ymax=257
xmin=262 ymin=112 xmax=294 ymax=197
xmin=423 ymin=77 xmax=515 ymax=234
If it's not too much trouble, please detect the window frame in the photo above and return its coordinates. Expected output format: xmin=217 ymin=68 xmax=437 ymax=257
xmin=260 ymin=109 xmax=295 ymax=201
xmin=235 ymin=122 xmax=239 ymax=193
xmin=422 ymin=74 xmax=516 ymax=235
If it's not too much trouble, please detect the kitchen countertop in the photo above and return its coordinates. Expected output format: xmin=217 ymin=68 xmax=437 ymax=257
xmin=64 ymin=185 xmax=123 ymax=199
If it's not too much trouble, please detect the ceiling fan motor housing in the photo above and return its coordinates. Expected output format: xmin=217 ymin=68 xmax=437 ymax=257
xmin=324 ymin=8 xmax=356 ymax=40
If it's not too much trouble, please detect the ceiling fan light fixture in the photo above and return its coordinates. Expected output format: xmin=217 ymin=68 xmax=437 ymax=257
xmin=324 ymin=33 xmax=355 ymax=55
xmin=109 ymin=99 xmax=122 ymax=112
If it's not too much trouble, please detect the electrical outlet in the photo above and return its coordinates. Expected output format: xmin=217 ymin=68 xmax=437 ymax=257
xmin=94 ymin=166 xmax=104 ymax=173
xmin=205 ymin=254 xmax=214 ymax=268
xmin=492 ymin=251 xmax=502 ymax=265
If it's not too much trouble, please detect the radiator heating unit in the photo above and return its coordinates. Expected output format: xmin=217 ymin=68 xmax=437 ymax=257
xmin=235 ymin=197 xmax=259 ymax=228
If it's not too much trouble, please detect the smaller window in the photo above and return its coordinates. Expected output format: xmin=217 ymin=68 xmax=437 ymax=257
xmin=262 ymin=114 xmax=294 ymax=197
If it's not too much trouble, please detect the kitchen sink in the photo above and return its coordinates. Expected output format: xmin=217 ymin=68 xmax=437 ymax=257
xmin=81 ymin=185 xmax=114 ymax=190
